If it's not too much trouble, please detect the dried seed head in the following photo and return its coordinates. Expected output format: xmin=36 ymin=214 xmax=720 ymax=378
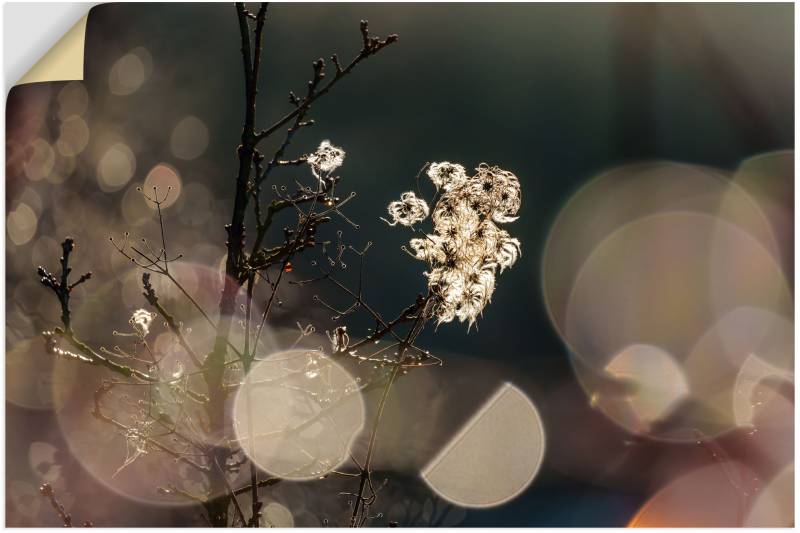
xmin=390 ymin=161 xmax=522 ymax=330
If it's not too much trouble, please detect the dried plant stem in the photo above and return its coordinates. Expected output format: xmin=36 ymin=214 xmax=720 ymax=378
xmin=37 ymin=2 xmax=399 ymax=527
xmin=241 ymin=275 xmax=262 ymax=527
xmin=350 ymin=302 xmax=429 ymax=527
xmin=40 ymin=481 xmax=94 ymax=526
xmin=253 ymin=20 xmax=397 ymax=143
xmin=39 ymin=483 xmax=73 ymax=527
xmin=142 ymin=273 xmax=202 ymax=368
xmin=350 ymin=364 xmax=401 ymax=527
xmin=200 ymin=4 xmax=269 ymax=526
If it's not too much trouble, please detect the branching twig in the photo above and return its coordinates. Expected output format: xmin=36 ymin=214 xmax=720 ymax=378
xmin=141 ymin=272 xmax=203 ymax=368
xmin=35 ymin=3 xmax=402 ymax=528
xmin=37 ymin=238 xmax=91 ymax=333
xmin=92 ymin=381 xmax=210 ymax=473
xmin=253 ymin=20 xmax=398 ymax=143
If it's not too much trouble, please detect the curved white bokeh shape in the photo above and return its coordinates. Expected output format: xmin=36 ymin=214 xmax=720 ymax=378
xmin=421 ymin=383 xmax=545 ymax=508
xmin=733 ymin=354 xmax=793 ymax=428
xmin=28 ymin=441 xmax=62 ymax=483
xmin=683 ymin=307 xmax=793 ymax=434
xmin=232 ymin=349 xmax=365 ymax=480
xmin=584 ymin=344 xmax=689 ymax=436
xmin=108 ymin=47 xmax=152 ymax=96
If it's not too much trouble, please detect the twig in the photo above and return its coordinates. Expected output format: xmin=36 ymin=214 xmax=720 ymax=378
xmin=39 ymin=483 xmax=73 ymax=527
xmin=254 ymin=20 xmax=398 ymax=143
xmin=37 ymin=237 xmax=91 ymax=333
xmin=141 ymin=273 xmax=203 ymax=368
xmin=350 ymin=297 xmax=432 ymax=526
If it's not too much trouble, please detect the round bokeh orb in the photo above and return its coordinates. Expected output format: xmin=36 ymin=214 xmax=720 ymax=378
xmin=542 ymin=162 xmax=778 ymax=345
xmin=143 ymin=163 xmax=182 ymax=208
xmin=744 ymin=463 xmax=794 ymax=527
xmin=170 ymin=116 xmax=209 ymax=160
xmin=563 ymin=212 xmax=791 ymax=441
xmin=629 ymin=461 xmax=759 ymax=527
xmin=232 ymin=349 xmax=365 ymax=481
xmin=727 ymin=151 xmax=793 ymax=282
xmin=49 ymin=263 xmax=255 ymax=506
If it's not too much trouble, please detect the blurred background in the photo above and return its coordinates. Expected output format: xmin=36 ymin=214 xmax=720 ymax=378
xmin=6 ymin=2 xmax=794 ymax=527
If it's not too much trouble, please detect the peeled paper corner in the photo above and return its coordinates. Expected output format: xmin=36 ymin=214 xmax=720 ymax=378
xmin=16 ymin=13 xmax=88 ymax=86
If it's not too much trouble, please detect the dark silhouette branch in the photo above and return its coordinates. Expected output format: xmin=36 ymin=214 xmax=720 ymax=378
xmin=141 ymin=272 xmax=203 ymax=368
xmin=254 ymin=20 xmax=398 ymax=143
xmin=35 ymin=4 xmax=402 ymax=528
xmin=37 ymin=238 xmax=91 ymax=333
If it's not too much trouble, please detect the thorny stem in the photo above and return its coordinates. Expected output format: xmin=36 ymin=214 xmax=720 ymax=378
xmin=233 ymin=477 xmax=280 ymax=496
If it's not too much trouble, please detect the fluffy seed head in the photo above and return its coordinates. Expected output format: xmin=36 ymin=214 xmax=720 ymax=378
xmin=130 ymin=309 xmax=154 ymax=336
xmin=389 ymin=161 xmax=522 ymax=329
xmin=427 ymin=162 xmax=468 ymax=192
xmin=307 ymin=140 xmax=345 ymax=174
xmin=384 ymin=191 xmax=430 ymax=226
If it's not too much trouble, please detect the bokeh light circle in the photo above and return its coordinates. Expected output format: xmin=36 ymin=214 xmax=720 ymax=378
xmin=542 ymin=162 xmax=778 ymax=343
xmin=6 ymin=338 xmax=57 ymax=410
xmin=170 ymin=116 xmax=209 ymax=160
xmin=684 ymin=307 xmax=793 ymax=431
xmin=743 ymin=463 xmax=793 ymax=527
xmin=564 ymin=212 xmax=791 ymax=440
xmin=7 ymin=202 xmax=38 ymax=246
xmin=232 ymin=349 xmax=365 ymax=480
xmin=261 ymin=502 xmax=294 ymax=527
xmin=143 ymin=163 xmax=182 ymax=208
xmin=629 ymin=461 xmax=759 ymax=526
xmin=23 ymin=138 xmax=55 ymax=181
xmin=727 ymin=151 xmax=793 ymax=281
xmin=98 ymin=142 xmax=136 ymax=192
xmin=57 ymin=81 xmax=89 ymax=119
xmin=108 ymin=48 xmax=152 ymax=96
xmin=582 ymin=344 xmax=690 ymax=437
xmin=49 ymin=263 xmax=254 ymax=506
xmin=55 ymin=116 xmax=90 ymax=156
